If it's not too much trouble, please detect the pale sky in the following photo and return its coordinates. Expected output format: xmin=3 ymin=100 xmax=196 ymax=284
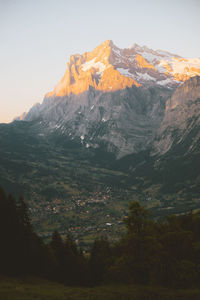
xmin=0 ymin=0 xmax=200 ymax=123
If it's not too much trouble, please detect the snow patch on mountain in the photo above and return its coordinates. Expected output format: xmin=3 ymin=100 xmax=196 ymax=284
xmin=157 ymin=78 xmax=174 ymax=86
xmin=117 ymin=68 xmax=134 ymax=78
xmin=82 ymin=58 xmax=106 ymax=75
xmin=136 ymin=72 xmax=156 ymax=81
xmin=158 ymin=58 xmax=200 ymax=76
xmin=112 ymin=48 xmax=121 ymax=56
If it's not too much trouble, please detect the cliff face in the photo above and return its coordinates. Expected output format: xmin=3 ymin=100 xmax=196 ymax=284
xmin=26 ymin=86 xmax=170 ymax=158
xmin=43 ymin=40 xmax=200 ymax=98
xmin=153 ymin=76 xmax=200 ymax=155
xmin=45 ymin=40 xmax=140 ymax=98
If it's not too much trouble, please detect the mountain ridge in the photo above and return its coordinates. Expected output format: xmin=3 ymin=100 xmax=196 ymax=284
xmin=44 ymin=40 xmax=200 ymax=98
xmin=17 ymin=40 xmax=200 ymax=124
xmin=14 ymin=40 xmax=200 ymax=158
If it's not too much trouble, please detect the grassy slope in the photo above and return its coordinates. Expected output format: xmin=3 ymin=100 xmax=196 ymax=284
xmin=0 ymin=278 xmax=200 ymax=300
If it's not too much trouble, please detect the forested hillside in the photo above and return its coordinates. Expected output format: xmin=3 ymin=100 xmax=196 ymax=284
xmin=1 ymin=186 xmax=200 ymax=289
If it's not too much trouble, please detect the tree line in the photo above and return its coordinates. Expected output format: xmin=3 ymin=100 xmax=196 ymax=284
xmin=0 ymin=186 xmax=200 ymax=288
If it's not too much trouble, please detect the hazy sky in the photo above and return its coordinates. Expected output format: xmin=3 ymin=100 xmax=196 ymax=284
xmin=0 ymin=0 xmax=200 ymax=123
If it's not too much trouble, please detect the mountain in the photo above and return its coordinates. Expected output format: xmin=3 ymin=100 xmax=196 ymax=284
xmin=1 ymin=40 xmax=200 ymax=245
xmin=16 ymin=40 xmax=200 ymax=158
xmin=153 ymin=76 xmax=200 ymax=155
xmin=39 ymin=40 xmax=200 ymax=98
xmin=20 ymin=40 xmax=200 ymax=106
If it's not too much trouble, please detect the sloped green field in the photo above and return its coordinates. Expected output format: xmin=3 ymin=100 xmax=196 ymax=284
xmin=0 ymin=277 xmax=200 ymax=300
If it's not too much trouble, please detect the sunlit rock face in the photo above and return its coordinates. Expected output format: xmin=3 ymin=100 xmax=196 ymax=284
xmin=45 ymin=40 xmax=200 ymax=98
xmin=45 ymin=40 xmax=140 ymax=98
xmin=17 ymin=41 xmax=200 ymax=158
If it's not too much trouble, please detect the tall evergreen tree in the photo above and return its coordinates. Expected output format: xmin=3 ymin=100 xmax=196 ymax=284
xmin=89 ymin=237 xmax=111 ymax=285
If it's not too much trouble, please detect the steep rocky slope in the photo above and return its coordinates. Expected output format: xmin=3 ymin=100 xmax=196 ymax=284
xmin=153 ymin=76 xmax=200 ymax=155
xmin=24 ymin=86 xmax=171 ymax=158
xmin=43 ymin=40 xmax=200 ymax=97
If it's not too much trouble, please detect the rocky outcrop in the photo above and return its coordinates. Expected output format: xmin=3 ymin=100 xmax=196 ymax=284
xmin=153 ymin=76 xmax=200 ymax=155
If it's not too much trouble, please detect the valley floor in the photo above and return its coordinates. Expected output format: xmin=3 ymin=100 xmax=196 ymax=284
xmin=0 ymin=277 xmax=200 ymax=300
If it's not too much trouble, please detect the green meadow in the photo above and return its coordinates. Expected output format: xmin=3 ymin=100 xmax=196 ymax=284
xmin=0 ymin=277 xmax=200 ymax=300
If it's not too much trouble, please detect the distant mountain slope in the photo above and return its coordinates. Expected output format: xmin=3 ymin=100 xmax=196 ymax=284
xmin=21 ymin=85 xmax=171 ymax=158
xmin=153 ymin=76 xmax=200 ymax=155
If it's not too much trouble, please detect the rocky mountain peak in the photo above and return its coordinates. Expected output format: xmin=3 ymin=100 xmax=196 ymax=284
xmin=45 ymin=41 xmax=200 ymax=100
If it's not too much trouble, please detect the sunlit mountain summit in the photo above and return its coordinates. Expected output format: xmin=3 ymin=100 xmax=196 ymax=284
xmin=45 ymin=40 xmax=200 ymax=98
